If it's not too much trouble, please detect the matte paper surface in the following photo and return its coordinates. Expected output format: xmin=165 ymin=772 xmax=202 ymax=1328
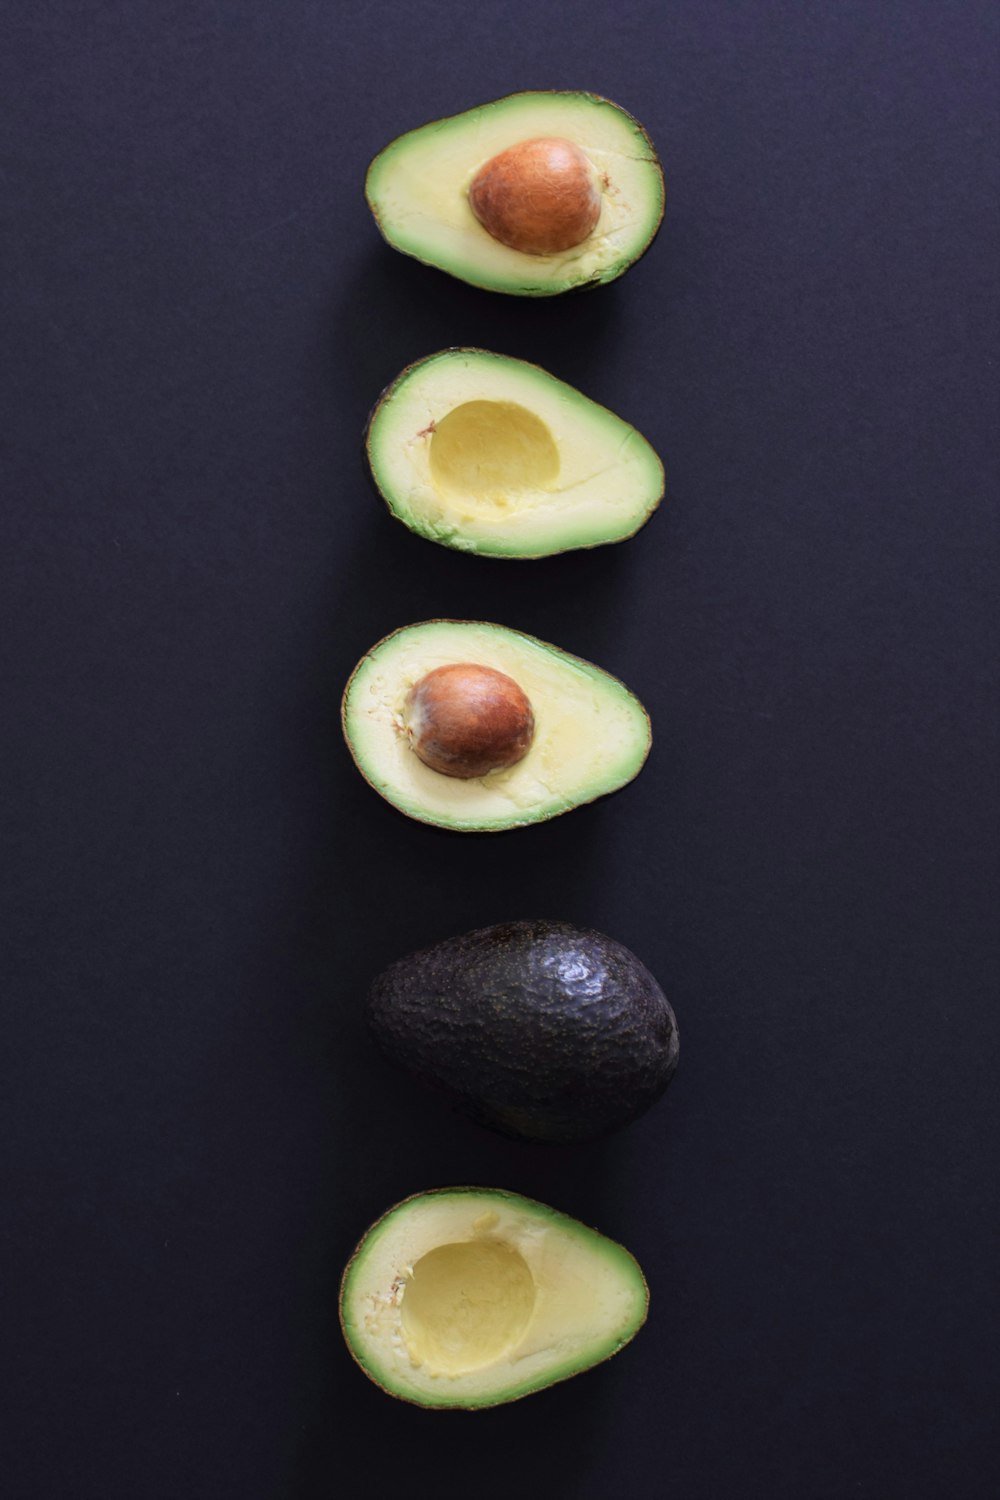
xmin=2 ymin=2 xmax=997 ymax=1497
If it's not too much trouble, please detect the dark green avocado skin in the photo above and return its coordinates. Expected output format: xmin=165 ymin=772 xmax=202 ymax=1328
xmin=368 ymin=920 xmax=679 ymax=1144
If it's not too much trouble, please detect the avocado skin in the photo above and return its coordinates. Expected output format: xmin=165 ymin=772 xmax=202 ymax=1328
xmin=368 ymin=920 xmax=678 ymax=1143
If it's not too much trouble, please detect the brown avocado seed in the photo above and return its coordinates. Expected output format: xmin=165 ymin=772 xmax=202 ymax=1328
xmin=468 ymin=137 xmax=602 ymax=256
xmin=403 ymin=663 xmax=535 ymax=779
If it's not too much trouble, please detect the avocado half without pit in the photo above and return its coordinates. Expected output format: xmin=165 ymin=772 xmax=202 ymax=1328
xmin=341 ymin=621 xmax=651 ymax=831
xmin=339 ymin=1188 xmax=648 ymax=1408
xmin=369 ymin=920 xmax=679 ymax=1143
xmin=366 ymin=350 xmax=664 ymax=559
xmin=365 ymin=91 xmax=664 ymax=295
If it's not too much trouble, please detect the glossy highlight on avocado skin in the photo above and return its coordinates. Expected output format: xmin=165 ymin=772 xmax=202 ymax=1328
xmin=365 ymin=91 xmax=665 ymax=296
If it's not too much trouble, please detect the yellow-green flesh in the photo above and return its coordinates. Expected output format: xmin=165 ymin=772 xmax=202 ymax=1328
xmin=341 ymin=621 xmax=651 ymax=831
xmin=365 ymin=92 xmax=664 ymax=296
xmin=367 ymin=351 xmax=664 ymax=558
xmin=340 ymin=1189 xmax=648 ymax=1407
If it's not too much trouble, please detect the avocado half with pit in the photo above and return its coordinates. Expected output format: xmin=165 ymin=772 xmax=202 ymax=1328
xmin=370 ymin=920 xmax=679 ymax=1143
xmin=366 ymin=349 xmax=664 ymax=559
xmin=365 ymin=91 xmax=664 ymax=295
xmin=340 ymin=620 xmax=651 ymax=832
xmin=339 ymin=1188 xmax=648 ymax=1408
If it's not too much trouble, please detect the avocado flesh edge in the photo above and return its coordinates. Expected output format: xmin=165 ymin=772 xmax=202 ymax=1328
xmin=341 ymin=621 xmax=651 ymax=832
xmin=367 ymin=349 xmax=664 ymax=559
xmin=340 ymin=1188 xmax=648 ymax=1407
xmin=366 ymin=92 xmax=664 ymax=296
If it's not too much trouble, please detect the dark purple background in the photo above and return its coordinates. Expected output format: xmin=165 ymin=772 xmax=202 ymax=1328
xmin=2 ymin=3 xmax=997 ymax=1497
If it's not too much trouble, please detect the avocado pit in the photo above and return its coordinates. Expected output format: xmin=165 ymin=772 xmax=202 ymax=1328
xmin=403 ymin=662 xmax=535 ymax=779
xmin=469 ymin=137 xmax=602 ymax=255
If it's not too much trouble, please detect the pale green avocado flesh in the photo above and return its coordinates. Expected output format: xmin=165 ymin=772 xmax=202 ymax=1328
xmin=339 ymin=1188 xmax=648 ymax=1408
xmin=341 ymin=620 xmax=651 ymax=831
xmin=367 ymin=350 xmax=664 ymax=559
xmin=365 ymin=91 xmax=665 ymax=296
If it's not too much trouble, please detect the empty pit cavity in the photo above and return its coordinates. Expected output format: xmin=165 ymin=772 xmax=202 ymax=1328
xmin=428 ymin=401 xmax=559 ymax=508
xmin=400 ymin=1238 xmax=536 ymax=1375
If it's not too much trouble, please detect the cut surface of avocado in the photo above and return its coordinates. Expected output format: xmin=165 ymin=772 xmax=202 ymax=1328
xmin=365 ymin=91 xmax=664 ymax=296
xmin=339 ymin=1188 xmax=648 ymax=1407
xmin=367 ymin=350 xmax=664 ymax=559
xmin=341 ymin=620 xmax=651 ymax=832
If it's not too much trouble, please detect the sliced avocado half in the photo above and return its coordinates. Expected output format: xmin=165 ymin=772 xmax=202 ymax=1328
xmin=366 ymin=350 xmax=664 ymax=559
xmin=339 ymin=1188 xmax=648 ymax=1408
xmin=341 ymin=620 xmax=651 ymax=832
xmin=365 ymin=91 xmax=664 ymax=296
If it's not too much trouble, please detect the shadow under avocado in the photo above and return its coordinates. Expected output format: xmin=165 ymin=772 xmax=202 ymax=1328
xmin=332 ymin=241 xmax=624 ymax=431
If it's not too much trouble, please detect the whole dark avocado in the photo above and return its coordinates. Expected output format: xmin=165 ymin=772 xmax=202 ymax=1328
xmin=368 ymin=920 xmax=679 ymax=1143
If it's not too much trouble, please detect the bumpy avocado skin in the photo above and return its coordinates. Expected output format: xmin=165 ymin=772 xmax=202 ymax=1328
xmin=368 ymin=920 xmax=679 ymax=1143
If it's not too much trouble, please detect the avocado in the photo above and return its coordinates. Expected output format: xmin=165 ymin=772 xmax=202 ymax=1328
xmin=339 ymin=1187 xmax=648 ymax=1407
xmin=366 ymin=349 xmax=664 ymax=559
xmin=369 ymin=920 xmax=679 ymax=1142
xmin=341 ymin=621 xmax=651 ymax=832
xmin=365 ymin=91 xmax=664 ymax=296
